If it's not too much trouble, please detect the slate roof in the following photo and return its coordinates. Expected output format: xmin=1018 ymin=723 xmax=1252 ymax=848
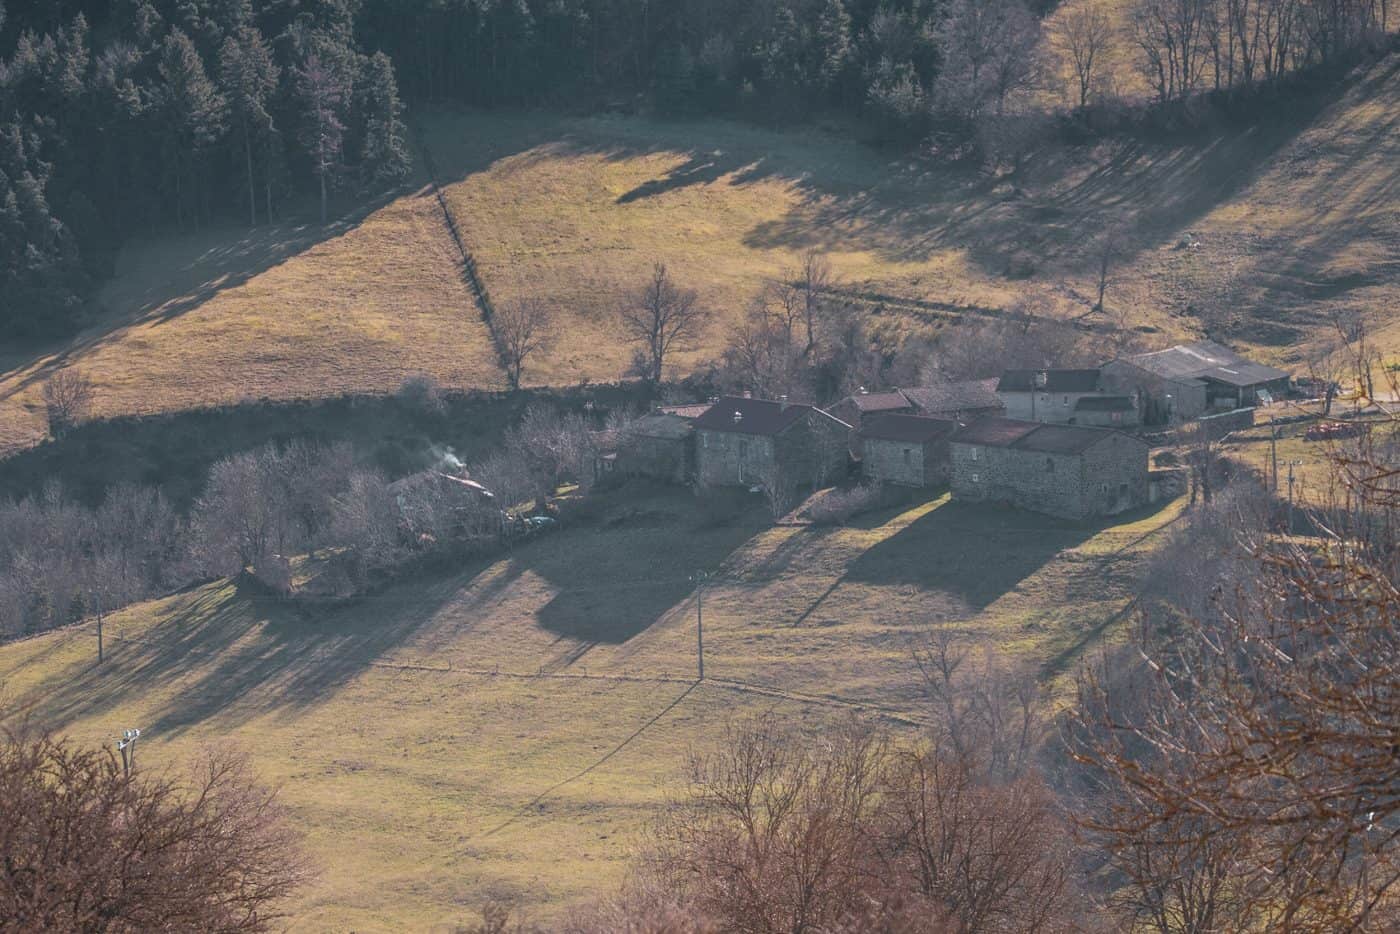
xmin=1074 ymin=395 xmax=1136 ymax=412
xmin=694 ymin=396 xmax=849 ymax=436
xmin=951 ymin=417 xmax=1143 ymax=455
xmin=844 ymin=390 xmax=916 ymax=413
xmin=630 ymin=413 xmax=695 ymax=440
xmin=656 ymin=403 xmax=712 ymax=421
xmin=860 ymin=414 xmax=958 ymax=444
xmin=900 ymin=379 xmax=1003 ymax=415
xmin=1126 ymin=341 xmax=1289 ymax=388
xmin=996 ymin=369 xmax=1103 ymax=393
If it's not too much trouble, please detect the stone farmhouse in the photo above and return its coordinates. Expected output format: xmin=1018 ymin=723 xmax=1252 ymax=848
xmin=694 ymin=396 xmax=851 ymax=491
xmin=995 ymin=369 xmax=1138 ymax=427
xmin=1103 ymin=340 xmax=1289 ymax=423
xmin=859 ymin=414 xmax=958 ymax=487
xmin=949 ymin=417 xmax=1149 ymax=520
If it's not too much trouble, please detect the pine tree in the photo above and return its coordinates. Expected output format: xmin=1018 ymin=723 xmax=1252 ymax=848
xmin=219 ymin=26 xmax=278 ymax=226
xmin=356 ymin=51 xmax=410 ymax=188
xmin=813 ymin=0 xmax=852 ymax=95
xmin=295 ymin=53 xmax=347 ymax=224
xmin=156 ymin=28 xmax=226 ymax=227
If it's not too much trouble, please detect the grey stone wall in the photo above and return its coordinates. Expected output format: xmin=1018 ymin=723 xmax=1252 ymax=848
xmin=1073 ymin=407 xmax=1141 ymax=429
xmin=696 ymin=430 xmax=774 ymax=487
xmin=864 ymin=438 xmax=950 ymax=487
xmin=950 ymin=433 xmax=1148 ymax=519
xmin=619 ymin=434 xmax=691 ymax=483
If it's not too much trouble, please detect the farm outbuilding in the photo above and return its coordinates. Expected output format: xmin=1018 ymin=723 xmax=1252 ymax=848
xmin=949 ymin=417 xmax=1149 ymax=520
xmin=694 ymin=396 xmax=851 ymax=491
xmin=899 ymin=379 xmax=1005 ymax=421
xmin=826 ymin=389 xmax=916 ymax=430
xmin=1103 ymin=341 xmax=1289 ymax=423
xmin=616 ymin=412 xmax=694 ymax=483
xmin=859 ymin=414 xmax=958 ymax=487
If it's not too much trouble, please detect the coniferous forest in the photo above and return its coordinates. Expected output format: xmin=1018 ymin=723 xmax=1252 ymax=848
xmin=2 ymin=0 xmax=1389 ymax=338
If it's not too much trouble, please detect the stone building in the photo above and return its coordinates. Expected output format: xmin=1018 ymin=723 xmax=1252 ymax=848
xmin=996 ymin=369 xmax=1130 ymax=425
xmin=694 ymin=396 xmax=851 ymax=491
xmin=616 ymin=412 xmax=695 ymax=483
xmin=859 ymin=414 xmax=957 ymax=487
xmin=949 ymin=417 xmax=1149 ymax=520
xmin=826 ymin=389 xmax=916 ymax=430
xmin=899 ymin=379 xmax=1005 ymax=421
xmin=1103 ymin=341 xmax=1289 ymax=424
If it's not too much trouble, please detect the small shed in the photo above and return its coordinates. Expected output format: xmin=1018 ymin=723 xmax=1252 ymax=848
xmin=1072 ymin=394 xmax=1140 ymax=428
xmin=859 ymin=414 xmax=958 ymax=487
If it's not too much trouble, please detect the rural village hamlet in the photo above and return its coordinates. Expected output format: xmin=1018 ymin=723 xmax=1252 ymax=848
xmin=0 ymin=2 xmax=1396 ymax=930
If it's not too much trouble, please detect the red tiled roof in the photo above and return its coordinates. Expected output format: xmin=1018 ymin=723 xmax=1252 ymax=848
xmin=845 ymin=390 xmax=915 ymax=413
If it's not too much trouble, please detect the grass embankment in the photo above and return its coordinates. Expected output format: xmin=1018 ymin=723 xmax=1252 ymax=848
xmin=0 ymin=483 xmax=1183 ymax=929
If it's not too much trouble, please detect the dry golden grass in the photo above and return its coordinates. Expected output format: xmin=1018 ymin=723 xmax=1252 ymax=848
xmin=0 ymin=485 xmax=1184 ymax=930
xmin=1 ymin=55 xmax=1393 ymax=457
xmin=0 ymin=182 xmax=504 ymax=457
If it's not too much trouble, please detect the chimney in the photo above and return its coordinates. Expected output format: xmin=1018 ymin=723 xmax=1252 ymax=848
xmin=779 ymin=394 xmax=789 ymax=411
xmin=742 ymin=390 xmax=752 ymax=399
xmin=858 ymin=386 xmax=868 ymax=395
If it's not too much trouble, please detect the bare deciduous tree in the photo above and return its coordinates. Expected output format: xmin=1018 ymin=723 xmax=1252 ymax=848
xmin=495 ymin=298 xmax=554 ymax=390
xmin=621 ymin=263 xmax=711 ymax=383
xmin=42 ymin=369 xmax=95 ymax=438
xmin=796 ymin=250 xmax=834 ymax=355
xmin=0 ymin=728 xmax=305 ymax=930
xmin=1054 ymin=0 xmax=1117 ymax=109
xmin=1071 ymin=371 xmax=1400 ymax=930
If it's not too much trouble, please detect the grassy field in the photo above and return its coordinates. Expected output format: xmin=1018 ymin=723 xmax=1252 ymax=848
xmin=2 ymin=52 xmax=1394 ymax=457
xmin=0 ymin=483 xmax=1185 ymax=929
xmin=0 ymin=177 xmax=505 ymax=458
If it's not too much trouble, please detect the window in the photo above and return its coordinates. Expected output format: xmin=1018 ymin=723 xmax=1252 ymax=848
xmin=1046 ymin=457 xmax=1054 ymax=473
xmin=971 ymin=472 xmax=980 ymax=483
xmin=738 ymin=440 xmax=749 ymax=457
xmin=970 ymin=447 xmax=980 ymax=461
xmin=1063 ymin=395 xmax=1070 ymax=406
xmin=902 ymin=448 xmax=912 ymax=465
xmin=1111 ymin=412 xmax=1122 ymax=423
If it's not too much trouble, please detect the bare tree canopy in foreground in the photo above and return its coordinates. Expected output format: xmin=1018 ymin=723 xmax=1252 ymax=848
xmin=0 ymin=728 xmax=305 ymax=932
xmin=1071 ymin=369 xmax=1400 ymax=930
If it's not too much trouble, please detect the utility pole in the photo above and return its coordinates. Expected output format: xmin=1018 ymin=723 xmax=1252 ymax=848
xmin=1286 ymin=460 xmax=1302 ymax=532
xmin=1270 ymin=416 xmax=1279 ymax=491
xmin=94 ymin=591 xmax=103 ymax=665
xmin=690 ymin=570 xmax=709 ymax=681
xmin=117 ymin=728 xmax=141 ymax=778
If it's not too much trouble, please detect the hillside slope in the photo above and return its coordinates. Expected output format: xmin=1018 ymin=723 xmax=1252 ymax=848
xmin=0 ymin=487 xmax=1183 ymax=929
xmin=1 ymin=53 xmax=1393 ymax=457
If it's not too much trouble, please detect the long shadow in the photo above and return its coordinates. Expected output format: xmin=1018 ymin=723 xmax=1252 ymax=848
xmin=23 ymin=569 xmax=481 ymax=739
xmin=0 ymin=189 xmax=408 ymax=406
xmin=842 ymin=500 xmax=1103 ymax=610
